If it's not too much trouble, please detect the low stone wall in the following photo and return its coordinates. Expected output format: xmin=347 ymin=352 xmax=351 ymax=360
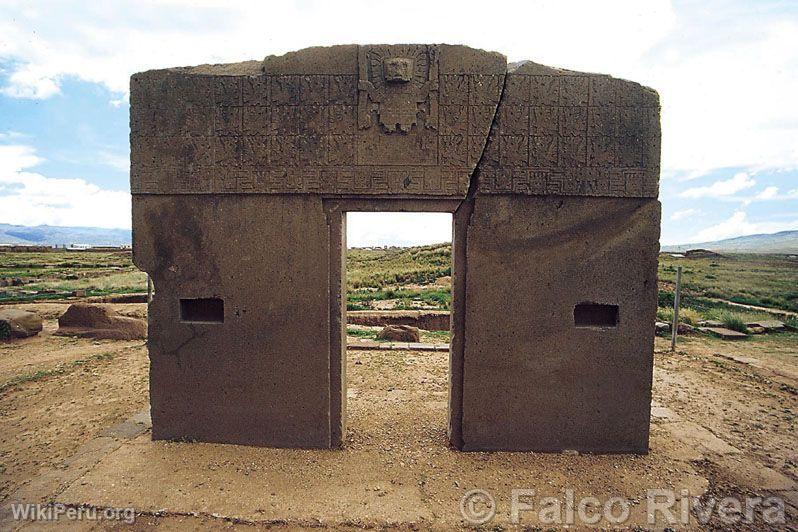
xmin=347 ymin=310 xmax=450 ymax=331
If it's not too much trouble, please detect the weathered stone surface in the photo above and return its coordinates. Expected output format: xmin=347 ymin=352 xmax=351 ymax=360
xmin=478 ymin=62 xmax=660 ymax=198
xmin=131 ymin=43 xmax=661 ymax=453
xmin=56 ymin=303 xmax=147 ymax=340
xmin=0 ymin=308 xmax=43 ymax=338
xmin=458 ymin=195 xmax=660 ymax=452
xmin=130 ymin=44 xmax=505 ymax=197
xmin=348 ymin=339 xmax=380 ymax=350
xmin=377 ymin=324 xmax=420 ymax=342
xmin=699 ymin=326 xmax=748 ymax=339
xmin=665 ymin=420 xmax=742 ymax=456
xmin=133 ymin=195 xmax=333 ymax=447
xmin=746 ymin=319 xmax=784 ymax=331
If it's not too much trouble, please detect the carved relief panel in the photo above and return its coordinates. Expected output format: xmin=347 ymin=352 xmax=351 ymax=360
xmin=130 ymin=46 xmax=658 ymax=199
xmin=131 ymin=45 xmax=504 ymax=196
xmin=356 ymin=45 xmax=439 ymax=166
xmin=477 ymin=66 xmax=660 ymax=198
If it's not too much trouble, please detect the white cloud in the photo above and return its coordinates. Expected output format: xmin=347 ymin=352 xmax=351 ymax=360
xmin=689 ymin=210 xmax=798 ymax=243
xmin=680 ymin=172 xmax=755 ymax=199
xmin=729 ymin=184 xmax=798 ymax=205
xmin=647 ymin=14 xmax=798 ymax=176
xmin=750 ymin=186 xmax=798 ymax=201
xmin=670 ymin=208 xmax=699 ymax=221
xmin=2 ymin=1 xmax=794 ymax=178
xmin=0 ymin=144 xmax=131 ymax=228
xmin=0 ymin=0 xmax=675 ymax=98
xmin=1 ymin=1 xmax=797 ymax=243
xmin=0 ymin=66 xmax=60 ymax=99
xmin=109 ymin=94 xmax=128 ymax=108
xmin=347 ymin=212 xmax=451 ymax=248
xmin=755 ymin=186 xmax=779 ymax=200
xmin=99 ymin=151 xmax=130 ymax=172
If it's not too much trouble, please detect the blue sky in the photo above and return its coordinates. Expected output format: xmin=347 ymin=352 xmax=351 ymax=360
xmin=0 ymin=0 xmax=796 ymax=246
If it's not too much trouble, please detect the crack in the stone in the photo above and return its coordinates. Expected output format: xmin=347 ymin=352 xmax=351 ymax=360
xmin=449 ymin=66 xmax=509 ymax=450
xmin=459 ymin=67 xmax=510 ymax=209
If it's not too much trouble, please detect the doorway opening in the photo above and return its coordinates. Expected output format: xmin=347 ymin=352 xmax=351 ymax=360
xmin=340 ymin=208 xmax=455 ymax=449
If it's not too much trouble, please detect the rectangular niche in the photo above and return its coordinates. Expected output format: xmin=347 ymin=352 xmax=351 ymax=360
xmin=180 ymin=298 xmax=224 ymax=323
xmin=574 ymin=303 xmax=618 ymax=328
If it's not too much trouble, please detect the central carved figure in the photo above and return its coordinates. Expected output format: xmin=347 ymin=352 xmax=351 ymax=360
xmin=130 ymin=44 xmax=661 ymax=453
xmin=359 ymin=44 xmax=438 ymax=147
xmin=383 ymin=57 xmax=414 ymax=83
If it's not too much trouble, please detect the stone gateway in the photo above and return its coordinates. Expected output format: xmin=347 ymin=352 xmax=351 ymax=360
xmin=131 ymin=44 xmax=661 ymax=452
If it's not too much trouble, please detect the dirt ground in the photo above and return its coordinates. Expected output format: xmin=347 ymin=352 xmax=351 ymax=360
xmin=0 ymin=302 xmax=796 ymax=529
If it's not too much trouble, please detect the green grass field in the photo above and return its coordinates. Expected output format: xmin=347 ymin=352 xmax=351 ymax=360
xmin=0 ymin=251 xmax=146 ymax=302
xmin=658 ymin=253 xmax=798 ymax=312
xmin=346 ymin=244 xmax=451 ymax=289
xmin=1 ymin=248 xmax=796 ymax=327
xmin=346 ymin=244 xmax=451 ymax=310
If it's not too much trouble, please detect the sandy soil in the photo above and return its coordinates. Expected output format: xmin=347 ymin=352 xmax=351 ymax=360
xmin=656 ymin=335 xmax=798 ymax=480
xmin=0 ymin=316 xmax=148 ymax=502
xmin=0 ymin=302 xmax=796 ymax=529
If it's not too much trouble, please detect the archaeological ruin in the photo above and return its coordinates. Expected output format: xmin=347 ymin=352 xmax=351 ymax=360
xmin=130 ymin=44 xmax=661 ymax=452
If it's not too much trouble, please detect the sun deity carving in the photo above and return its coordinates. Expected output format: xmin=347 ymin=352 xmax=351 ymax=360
xmin=358 ymin=45 xmax=438 ymax=134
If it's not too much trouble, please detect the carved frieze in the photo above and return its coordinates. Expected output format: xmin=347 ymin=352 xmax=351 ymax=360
xmin=476 ymin=67 xmax=660 ymax=198
xmin=130 ymin=45 xmax=659 ymax=198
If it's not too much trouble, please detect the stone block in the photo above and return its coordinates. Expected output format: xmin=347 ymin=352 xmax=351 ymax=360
xmin=458 ymin=195 xmax=660 ymax=452
xmin=0 ymin=308 xmax=43 ymax=339
xmin=133 ymin=195 xmax=333 ymax=447
xmin=131 ymin=43 xmax=661 ymax=453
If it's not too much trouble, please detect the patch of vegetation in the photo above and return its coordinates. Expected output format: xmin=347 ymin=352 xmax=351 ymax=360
xmin=0 ymin=352 xmax=116 ymax=394
xmin=658 ymin=253 xmax=798 ymax=312
xmin=420 ymin=329 xmax=450 ymax=342
xmin=658 ymin=290 xmax=674 ymax=308
xmin=347 ymin=287 xmax=451 ymax=310
xmin=0 ymin=251 xmax=147 ymax=303
xmin=346 ymin=327 xmax=378 ymax=340
xmin=655 ymin=296 xmax=782 ymax=335
xmin=347 ymin=244 xmax=451 ymax=290
xmin=345 ymin=244 xmax=453 ymax=310
xmin=705 ymin=310 xmax=749 ymax=333
xmin=656 ymin=306 xmax=701 ymax=325
xmin=679 ymin=308 xmax=702 ymax=325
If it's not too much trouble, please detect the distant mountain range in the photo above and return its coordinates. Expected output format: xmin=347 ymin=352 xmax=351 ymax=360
xmin=0 ymin=224 xmax=131 ymax=247
xmin=1 ymin=223 xmax=796 ymax=253
xmin=662 ymin=230 xmax=798 ymax=254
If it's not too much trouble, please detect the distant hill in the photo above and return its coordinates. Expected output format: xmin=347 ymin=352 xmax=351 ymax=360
xmin=0 ymin=223 xmax=131 ymax=247
xmin=662 ymin=230 xmax=798 ymax=254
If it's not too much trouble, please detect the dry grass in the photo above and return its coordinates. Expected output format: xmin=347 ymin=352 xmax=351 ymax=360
xmin=33 ymin=271 xmax=147 ymax=292
xmin=659 ymin=253 xmax=798 ymax=312
xmin=0 ymin=251 xmax=145 ymax=302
